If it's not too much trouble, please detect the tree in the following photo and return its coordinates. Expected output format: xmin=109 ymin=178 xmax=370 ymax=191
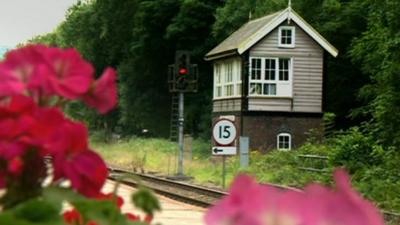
xmin=351 ymin=0 xmax=400 ymax=147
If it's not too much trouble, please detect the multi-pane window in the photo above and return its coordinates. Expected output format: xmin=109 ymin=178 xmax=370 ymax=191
xmin=249 ymin=58 xmax=262 ymax=95
xmin=263 ymin=84 xmax=276 ymax=95
xmin=263 ymin=59 xmax=277 ymax=95
xmin=265 ymin=59 xmax=276 ymax=80
xmin=225 ymin=62 xmax=234 ymax=96
xmin=215 ymin=64 xmax=222 ymax=97
xmin=249 ymin=83 xmax=261 ymax=95
xmin=249 ymin=57 xmax=292 ymax=97
xmin=236 ymin=70 xmax=242 ymax=95
xmin=251 ymin=58 xmax=261 ymax=80
xmin=279 ymin=59 xmax=290 ymax=81
xmin=214 ymin=60 xmax=242 ymax=98
xmin=277 ymin=133 xmax=291 ymax=150
xmin=279 ymin=26 xmax=295 ymax=48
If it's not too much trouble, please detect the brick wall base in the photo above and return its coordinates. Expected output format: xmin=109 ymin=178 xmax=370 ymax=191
xmin=212 ymin=112 xmax=323 ymax=152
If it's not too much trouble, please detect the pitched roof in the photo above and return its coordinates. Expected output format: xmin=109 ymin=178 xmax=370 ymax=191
xmin=205 ymin=7 xmax=338 ymax=61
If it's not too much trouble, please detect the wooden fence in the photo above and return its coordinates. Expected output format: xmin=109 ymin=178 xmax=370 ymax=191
xmin=297 ymin=154 xmax=329 ymax=173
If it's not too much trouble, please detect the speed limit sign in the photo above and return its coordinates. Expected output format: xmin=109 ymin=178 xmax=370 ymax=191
xmin=212 ymin=119 xmax=237 ymax=146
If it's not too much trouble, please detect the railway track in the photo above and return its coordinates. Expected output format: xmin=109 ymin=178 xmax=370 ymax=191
xmin=108 ymin=166 xmax=227 ymax=208
xmin=107 ymin=166 xmax=400 ymax=223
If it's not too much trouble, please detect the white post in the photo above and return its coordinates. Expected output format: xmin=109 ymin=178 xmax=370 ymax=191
xmin=222 ymin=155 xmax=226 ymax=189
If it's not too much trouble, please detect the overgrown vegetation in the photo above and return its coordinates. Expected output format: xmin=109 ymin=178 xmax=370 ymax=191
xmin=93 ymin=136 xmax=399 ymax=213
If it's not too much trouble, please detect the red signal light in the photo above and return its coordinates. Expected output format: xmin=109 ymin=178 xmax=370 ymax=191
xmin=179 ymin=68 xmax=188 ymax=75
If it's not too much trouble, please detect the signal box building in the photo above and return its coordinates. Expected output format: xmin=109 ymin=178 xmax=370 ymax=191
xmin=205 ymin=7 xmax=338 ymax=151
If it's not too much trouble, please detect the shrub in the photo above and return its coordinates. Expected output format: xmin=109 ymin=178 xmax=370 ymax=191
xmin=353 ymin=150 xmax=400 ymax=211
xmin=329 ymin=127 xmax=384 ymax=173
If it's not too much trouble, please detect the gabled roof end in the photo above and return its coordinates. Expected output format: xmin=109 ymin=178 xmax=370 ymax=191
xmin=205 ymin=7 xmax=338 ymax=60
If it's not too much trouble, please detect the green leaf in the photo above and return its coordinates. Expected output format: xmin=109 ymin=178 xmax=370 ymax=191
xmin=0 ymin=212 xmax=33 ymax=225
xmin=131 ymin=188 xmax=160 ymax=216
xmin=0 ymin=197 xmax=64 ymax=225
xmin=42 ymin=186 xmax=85 ymax=207
xmin=13 ymin=198 xmax=61 ymax=224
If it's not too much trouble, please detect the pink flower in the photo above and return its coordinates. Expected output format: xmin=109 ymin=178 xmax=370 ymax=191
xmin=205 ymin=175 xmax=276 ymax=225
xmin=7 ymin=157 xmax=24 ymax=176
xmin=0 ymin=45 xmax=95 ymax=100
xmin=25 ymin=107 xmax=67 ymax=155
xmin=97 ymin=192 xmax=125 ymax=209
xmin=45 ymin=120 xmax=88 ymax=156
xmin=144 ymin=215 xmax=154 ymax=224
xmin=83 ymin=68 xmax=117 ymax=114
xmin=126 ymin=213 xmax=140 ymax=221
xmin=53 ymin=150 xmax=108 ymax=198
xmin=0 ymin=66 xmax=25 ymax=97
xmin=0 ymin=95 xmax=35 ymax=117
xmin=205 ymin=170 xmax=385 ymax=225
xmin=1 ymin=45 xmax=46 ymax=84
xmin=48 ymin=120 xmax=108 ymax=197
xmin=0 ymin=45 xmax=122 ymax=213
xmin=125 ymin=213 xmax=153 ymax=224
xmin=41 ymin=47 xmax=94 ymax=99
xmin=63 ymin=209 xmax=83 ymax=225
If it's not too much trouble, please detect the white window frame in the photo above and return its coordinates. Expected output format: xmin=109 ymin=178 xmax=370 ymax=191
xmin=249 ymin=57 xmax=293 ymax=97
xmin=278 ymin=26 xmax=295 ymax=48
xmin=224 ymin=61 xmax=234 ymax=96
xmin=214 ymin=63 xmax=222 ymax=98
xmin=277 ymin=133 xmax=291 ymax=150
xmin=213 ymin=59 xmax=242 ymax=99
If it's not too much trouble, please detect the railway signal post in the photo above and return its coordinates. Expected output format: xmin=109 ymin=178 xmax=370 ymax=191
xmin=168 ymin=51 xmax=198 ymax=176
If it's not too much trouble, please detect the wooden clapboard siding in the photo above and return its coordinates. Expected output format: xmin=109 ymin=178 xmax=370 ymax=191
xmin=248 ymin=98 xmax=292 ymax=111
xmin=248 ymin=22 xmax=324 ymax=113
xmin=213 ymin=98 xmax=242 ymax=112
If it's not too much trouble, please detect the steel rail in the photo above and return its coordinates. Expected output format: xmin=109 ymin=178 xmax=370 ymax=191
xmin=108 ymin=166 xmax=227 ymax=208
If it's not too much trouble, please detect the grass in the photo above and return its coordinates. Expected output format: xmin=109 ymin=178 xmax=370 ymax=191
xmin=91 ymin=136 xmax=331 ymax=189
xmin=91 ymin=137 xmax=247 ymax=188
xmin=92 ymin=138 xmax=178 ymax=174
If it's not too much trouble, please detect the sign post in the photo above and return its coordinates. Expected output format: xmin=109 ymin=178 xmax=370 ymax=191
xmin=222 ymin=156 xmax=226 ymax=189
xmin=212 ymin=118 xmax=237 ymax=189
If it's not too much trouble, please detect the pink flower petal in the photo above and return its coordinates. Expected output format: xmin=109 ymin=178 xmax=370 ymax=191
xmin=53 ymin=150 xmax=108 ymax=198
xmin=205 ymin=170 xmax=385 ymax=225
xmin=43 ymin=48 xmax=95 ymax=99
xmin=0 ymin=66 xmax=25 ymax=97
xmin=7 ymin=157 xmax=24 ymax=176
xmin=1 ymin=45 xmax=48 ymax=96
xmin=82 ymin=68 xmax=117 ymax=114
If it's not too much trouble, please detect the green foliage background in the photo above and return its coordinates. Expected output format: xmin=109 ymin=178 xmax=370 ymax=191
xmin=28 ymin=0 xmax=400 ymax=143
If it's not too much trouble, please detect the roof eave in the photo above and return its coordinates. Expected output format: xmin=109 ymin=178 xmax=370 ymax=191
xmin=289 ymin=10 xmax=338 ymax=57
xmin=204 ymin=49 xmax=238 ymax=61
xmin=238 ymin=9 xmax=289 ymax=54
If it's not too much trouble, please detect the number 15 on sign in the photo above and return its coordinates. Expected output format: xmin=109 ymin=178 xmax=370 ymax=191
xmin=212 ymin=119 xmax=237 ymax=146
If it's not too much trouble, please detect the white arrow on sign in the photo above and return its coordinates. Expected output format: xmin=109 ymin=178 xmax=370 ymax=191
xmin=212 ymin=146 xmax=236 ymax=155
